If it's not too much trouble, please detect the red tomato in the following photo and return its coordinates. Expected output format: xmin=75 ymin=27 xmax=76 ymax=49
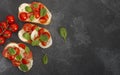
xmin=12 ymin=60 xmax=21 ymax=67
xmin=22 ymin=58 xmax=29 ymax=64
xmin=24 ymin=51 xmax=32 ymax=59
xmin=31 ymin=2 xmax=40 ymax=12
xmin=33 ymin=11 xmax=40 ymax=19
xmin=3 ymin=30 xmax=12 ymax=38
xmin=8 ymin=55 xmax=15 ymax=60
xmin=38 ymin=28 xmax=44 ymax=35
xmin=9 ymin=23 xmax=19 ymax=32
xmin=2 ymin=49 xmax=9 ymax=58
xmin=19 ymin=12 xmax=28 ymax=21
xmin=0 ymin=27 xmax=3 ymax=34
xmin=18 ymin=43 xmax=26 ymax=49
xmin=41 ymin=41 xmax=47 ymax=46
xmin=6 ymin=15 xmax=15 ymax=24
xmin=0 ymin=21 xmax=8 ymax=30
xmin=39 ymin=3 xmax=44 ymax=9
xmin=23 ymin=23 xmax=33 ymax=32
xmin=0 ymin=36 xmax=5 ymax=45
xmin=43 ymin=32 xmax=50 ymax=39
xmin=14 ymin=47 xmax=20 ymax=55
xmin=31 ymin=25 xmax=37 ymax=31
xmin=39 ymin=14 xmax=48 ymax=24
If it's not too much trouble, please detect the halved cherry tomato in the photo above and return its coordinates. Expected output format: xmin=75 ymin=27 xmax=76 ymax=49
xmin=9 ymin=23 xmax=19 ymax=32
xmin=22 ymin=58 xmax=29 ymax=64
xmin=0 ymin=36 xmax=5 ymax=45
xmin=19 ymin=12 xmax=28 ymax=21
xmin=39 ymin=3 xmax=44 ymax=9
xmin=43 ymin=32 xmax=50 ymax=39
xmin=0 ymin=21 xmax=8 ymax=30
xmin=2 ymin=49 xmax=9 ymax=58
xmin=3 ymin=30 xmax=12 ymax=38
xmin=12 ymin=60 xmax=21 ymax=67
xmin=31 ymin=25 xmax=37 ymax=31
xmin=8 ymin=55 xmax=15 ymax=60
xmin=33 ymin=11 xmax=40 ymax=19
xmin=31 ymin=2 xmax=40 ymax=12
xmin=6 ymin=15 xmax=15 ymax=24
xmin=39 ymin=14 xmax=48 ymax=23
xmin=41 ymin=41 xmax=47 ymax=46
xmin=23 ymin=23 xmax=33 ymax=32
xmin=18 ymin=43 xmax=26 ymax=49
xmin=14 ymin=47 xmax=20 ymax=55
xmin=38 ymin=28 xmax=44 ymax=35
xmin=24 ymin=51 xmax=32 ymax=59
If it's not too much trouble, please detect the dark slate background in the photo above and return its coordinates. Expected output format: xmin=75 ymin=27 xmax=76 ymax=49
xmin=0 ymin=0 xmax=120 ymax=75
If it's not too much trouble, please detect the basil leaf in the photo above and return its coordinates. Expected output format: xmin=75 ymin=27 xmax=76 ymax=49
xmin=23 ymin=33 xmax=31 ymax=40
xmin=59 ymin=27 xmax=67 ymax=41
xmin=30 ymin=15 xmax=34 ymax=21
xmin=33 ymin=4 xmax=38 ymax=8
xmin=31 ymin=39 xmax=40 ymax=46
xmin=42 ymin=54 xmax=48 ymax=64
xmin=25 ymin=46 xmax=30 ymax=53
xmin=40 ymin=8 xmax=47 ymax=17
xmin=25 ymin=6 xmax=32 ymax=12
xmin=20 ymin=64 xmax=28 ymax=72
xmin=8 ymin=48 xmax=16 ymax=55
xmin=16 ymin=55 xmax=22 ymax=61
xmin=39 ymin=35 xmax=48 ymax=42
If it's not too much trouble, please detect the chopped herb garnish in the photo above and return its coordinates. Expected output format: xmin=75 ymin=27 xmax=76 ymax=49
xmin=8 ymin=48 xmax=16 ymax=55
xmin=31 ymin=39 xmax=40 ymax=46
xmin=16 ymin=55 xmax=22 ymax=61
xmin=40 ymin=8 xmax=47 ymax=17
xmin=25 ymin=46 xmax=30 ymax=53
xmin=23 ymin=33 xmax=31 ymax=40
xmin=20 ymin=64 xmax=28 ymax=72
xmin=25 ymin=6 xmax=32 ymax=12
xmin=39 ymin=35 xmax=48 ymax=42
xmin=30 ymin=15 xmax=34 ymax=21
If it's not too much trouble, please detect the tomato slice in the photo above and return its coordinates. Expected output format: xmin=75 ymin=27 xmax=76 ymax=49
xmin=2 ymin=49 xmax=9 ymax=58
xmin=31 ymin=2 xmax=40 ymax=12
xmin=43 ymin=32 xmax=50 ymax=39
xmin=33 ymin=11 xmax=40 ymax=19
xmin=23 ymin=23 xmax=33 ymax=32
xmin=12 ymin=60 xmax=21 ymax=67
xmin=38 ymin=28 xmax=44 ymax=35
xmin=22 ymin=58 xmax=29 ymax=64
xmin=18 ymin=43 xmax=26 ymax=49
xmin=14 ymin=47 xmax=20 ymax=55
xmin=19 ymin=12 xmax=28 ymax=21
xmin=8 ymin=55 xmax=15 ymax=60
xmin=41 ymin=41 xmax=47 ymax=46
xmin=40 ymin=14 xmax=48 ymax=23
xmin=23 ymin=51 xmax=32 ymax=59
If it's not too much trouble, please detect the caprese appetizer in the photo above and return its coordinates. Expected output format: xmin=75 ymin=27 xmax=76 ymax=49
xmin=2 ymin=42 xmax=33 ymax=72
xmin=18 ymin=2 xmax=52 ymax=25
xmin=18 ymin=23 xmax=52 ymax=48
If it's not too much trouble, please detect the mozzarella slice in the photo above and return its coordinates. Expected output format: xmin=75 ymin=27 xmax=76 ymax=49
xmin=19 ymin=3 xmax=30 ymax=12
xmin=18 ymin=29 xmax=28 ymax=42
xmin=31 ymin=30 xmax=38 ymax=41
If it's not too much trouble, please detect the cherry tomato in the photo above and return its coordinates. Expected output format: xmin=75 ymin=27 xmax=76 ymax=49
xmin=39 ymin=14 xmax=48 ymax=24
xmin=31 ymin=2 xmax=40 ymax=12
xmin=14 ymin=47 xmax=20 ymax=55
xmin=23 ymin=23 xmax=33 ymax=32
xmin=33 ymin=11 xmax=40 ymax=19
xmin=3 ymin=30 xmax=12 ymax=38
xmin=12 ymin=60 xmax=21 ymax=67
xmin=8 ymin=55 xmax=15 ymax=60
xmin=19 ymin=12 xmax=28 ymax=21
xmin=6 ymin=15 xmax=15 ymax=24
xmin=9 ymin=23 xmax=19 ymax=32
xmin=2 ymin=49 xmax=9 ymax=58
xmin=24 ymin=51 xmax=32 ymax=59
xmin=0 ymin=36 xmax=5 ymax=45
xmin=31 ymin=25 xmax=37 ymax=31
xmin=0 ymin=21 xmax=8 ymax=30
xmin=38 ymin=28 xmax=44 ymax=35
xmin=41 ymin=41 xmax=47 ymax=46
xmin=22 ymin=58 xmax=29 ymax=64
xmin=18 ymin=43 xmax=26 ymax=49
xmin=0 ymin=27 xmax=3 ymax=34
xmin=43 ymin=32 xmax=50 ymax=39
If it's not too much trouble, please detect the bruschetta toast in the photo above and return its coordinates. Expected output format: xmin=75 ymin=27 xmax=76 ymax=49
xmin=18 ymin=2 xmax=52 ymax=25
xmin=2 ymin=42 xmax=33 ymax=72
xmin=18 ymin=23 xmax=52 ymax=48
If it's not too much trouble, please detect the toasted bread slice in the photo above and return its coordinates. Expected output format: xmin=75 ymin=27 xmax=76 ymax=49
xmin=18 ymin=2 xmax=52 ymax=25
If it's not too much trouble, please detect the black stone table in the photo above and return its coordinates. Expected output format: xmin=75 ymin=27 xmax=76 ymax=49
xmin=0 ymin=0 xmax=120 ymax=75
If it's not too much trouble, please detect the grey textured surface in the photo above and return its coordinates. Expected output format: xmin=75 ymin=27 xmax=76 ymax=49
xmin=0 ymin=0 xmax=120 ymax=75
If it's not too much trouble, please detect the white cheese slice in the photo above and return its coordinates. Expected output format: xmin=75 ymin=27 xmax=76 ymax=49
xmin=18 ymin=29 xmax=28 ymax=42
